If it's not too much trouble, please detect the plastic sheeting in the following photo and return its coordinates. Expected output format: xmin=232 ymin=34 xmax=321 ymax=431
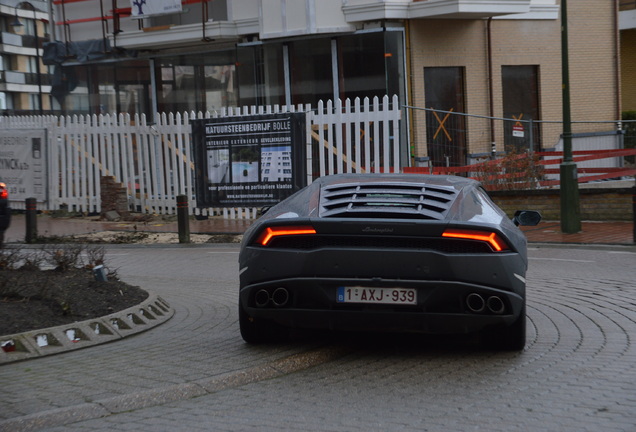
xmin=42 ymin=39 xmax=111 ymax=65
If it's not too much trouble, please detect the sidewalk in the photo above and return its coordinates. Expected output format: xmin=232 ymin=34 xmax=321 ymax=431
xmin=520 ymin=221 xmax=634 ymax=245
xmin=3 ymin=214 xmax=635 ymax=246
xmin=4 ymin=214 xmax=253 ymax=244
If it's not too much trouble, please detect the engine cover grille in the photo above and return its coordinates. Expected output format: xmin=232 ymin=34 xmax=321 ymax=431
xmin=319 ymin=181 xmax=458 ymax=220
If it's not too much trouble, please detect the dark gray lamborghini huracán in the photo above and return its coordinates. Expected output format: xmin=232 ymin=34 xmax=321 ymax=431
xmin=238 ymin=173 xmax=541 ymax=350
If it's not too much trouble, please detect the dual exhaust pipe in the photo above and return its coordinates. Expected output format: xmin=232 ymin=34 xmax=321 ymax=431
xmin=255 ymin=287 xmax=290 ymax=308
xmin=256 ymin=289 xmax=503 ymax=313
xmin=466 ymin=293 xmax=505 ymax=315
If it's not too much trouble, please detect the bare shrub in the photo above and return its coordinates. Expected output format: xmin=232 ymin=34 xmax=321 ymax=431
xmin=85 ymin=245 xmax=106 ymax=268
xmin=20 ymin=249 xmax=46 ymax=271
xmin=43 ymin=244 xmax=86 ymax=272
xmin=472 ymin=148 xmax=545 ymax=191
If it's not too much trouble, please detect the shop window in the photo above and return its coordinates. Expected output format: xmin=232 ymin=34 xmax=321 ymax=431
xmin=338 ymin=30 xmax=404 ymax=103
xmin=261 ymin=45 xmax=286 ymax=106
xmin=64 ymin=66 xmax=89 ymax=114
xmin=236 ymin=44 xmax=285 ymax=108
xmin=338 ymin=32 xmax=385 ymax=101
xmin=157 ymin=51 xmax=237 ymax=114
xmin=88 ymin=63 xmax=115 ymax=114
xmin=112 ymin=61 xmax=152 ymax=116
xmin=62 ymin=60 xmax=151 ymax=116
xmin=288 ymin=38 xmax=333 ymax=106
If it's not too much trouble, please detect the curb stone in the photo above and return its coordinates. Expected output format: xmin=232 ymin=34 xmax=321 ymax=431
xmin=0 ymin=291 xmax=174 ymax=364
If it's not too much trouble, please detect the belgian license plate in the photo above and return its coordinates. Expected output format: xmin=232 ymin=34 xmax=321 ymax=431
xmin=337 ymin=287 xmax=417 ymax=305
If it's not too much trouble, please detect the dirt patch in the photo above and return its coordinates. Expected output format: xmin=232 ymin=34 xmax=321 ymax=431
xmin=0 ymin=267 xmax=147 ymax=336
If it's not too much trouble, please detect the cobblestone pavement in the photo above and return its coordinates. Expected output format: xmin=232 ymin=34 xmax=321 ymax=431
xmin=1 ymin=244 xmax=635 ymax=431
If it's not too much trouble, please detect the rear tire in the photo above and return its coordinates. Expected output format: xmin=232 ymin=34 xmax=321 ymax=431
xmin=238 ymin=303 xmax=287 ymax=344
xmin=481 ymin=305 xmax=526 ymax=351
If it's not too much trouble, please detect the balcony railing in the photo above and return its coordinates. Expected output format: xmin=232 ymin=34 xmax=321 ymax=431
xmin=0 ymin=32 xmax=23 ymax=46
xmin=21 ymin=33 xmax=50 ymax=49
xmin=0 ymin=70 xmax=51 ymax=86
xmin=1 ymin=71 xmax=26 ymax=84
xmin=620 ymin=0 xmax=636 ymax=11
xmin=0 ymin=32 xmax=50 ymax=48
xmin=25 ymin=72 xmax=50 ymax=86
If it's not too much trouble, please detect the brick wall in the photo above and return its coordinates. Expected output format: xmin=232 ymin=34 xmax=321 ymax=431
xmin=100 ymin=176 xmax=130 ymax=219
xmin=567 ymin=0 xmax=618 ymax=121
xmin=490 ymin=188 xmax=634 ymax=221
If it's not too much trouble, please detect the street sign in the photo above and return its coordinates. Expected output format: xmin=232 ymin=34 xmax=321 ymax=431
xmin=513 ymin=124 xmax=525 ymax=138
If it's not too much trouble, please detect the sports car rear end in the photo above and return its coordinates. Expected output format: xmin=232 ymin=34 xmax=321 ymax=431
xmin=238 ymin=174 xmax=537 ymax=350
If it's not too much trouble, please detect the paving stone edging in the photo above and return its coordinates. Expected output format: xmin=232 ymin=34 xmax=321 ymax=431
xmin=0 ymin=292 xmax=173 ymax=364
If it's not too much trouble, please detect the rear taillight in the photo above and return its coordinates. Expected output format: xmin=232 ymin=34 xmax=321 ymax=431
xmin=256 ymin=226 xmax=317 ymax=246
xmin=0 ymin=183 xmax=7 ymax=200
xmin=442 ymin=229 xmax=510 ymax=252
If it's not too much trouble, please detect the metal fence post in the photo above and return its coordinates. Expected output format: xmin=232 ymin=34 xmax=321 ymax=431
xmin=25 ymin=197 xmax=37 ymax=243
xmin=177 ymin=195 xmax=190 ymax=244
xmin=528 ymin=119 xmax=534 ymax=153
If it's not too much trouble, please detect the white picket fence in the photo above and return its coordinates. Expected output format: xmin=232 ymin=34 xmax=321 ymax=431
xmin=312 ymin=97 xmax=402 ymax=176
xmin=0 ymin=95 xmax=402 ymax=217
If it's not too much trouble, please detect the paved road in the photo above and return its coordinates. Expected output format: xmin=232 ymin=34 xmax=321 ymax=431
xmin=1 ymin=244 xmax=635 ymax=431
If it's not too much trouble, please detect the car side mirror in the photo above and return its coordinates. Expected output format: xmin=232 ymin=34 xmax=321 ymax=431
xmin=258 ymin=205 xmax=272 ymax=216
xmin=513 ymin=210 xmax=542 ymax=227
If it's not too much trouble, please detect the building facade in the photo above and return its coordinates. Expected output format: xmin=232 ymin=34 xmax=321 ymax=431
xmin=0 ymin=0 xmax=51 ymax=115
xmin=409 ymin=1 xmax=621 ymax=165
xmin=38 ymin=0 xmax=623 ymax=167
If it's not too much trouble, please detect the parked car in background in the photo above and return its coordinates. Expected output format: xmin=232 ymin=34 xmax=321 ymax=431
xmin=238 ymin=173 xmax=541 ymax=350
xmin=0 ymin=182 xmax=10 ymax=246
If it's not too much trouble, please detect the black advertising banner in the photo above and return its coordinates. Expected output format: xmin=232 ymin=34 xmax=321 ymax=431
xmin=191 ymin=113 xmax=306 ymax=208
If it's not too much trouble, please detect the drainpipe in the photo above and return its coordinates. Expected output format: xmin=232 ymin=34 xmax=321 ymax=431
xmin=405 ymin=20 xmax=415 ymax=167
xmin=487 ymin=17 xmax=496 ymax=159
xmin=202 ymin=0 xmax=212 ymax=42
xmin=614 ymin=0 xmax=622 ymax=123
